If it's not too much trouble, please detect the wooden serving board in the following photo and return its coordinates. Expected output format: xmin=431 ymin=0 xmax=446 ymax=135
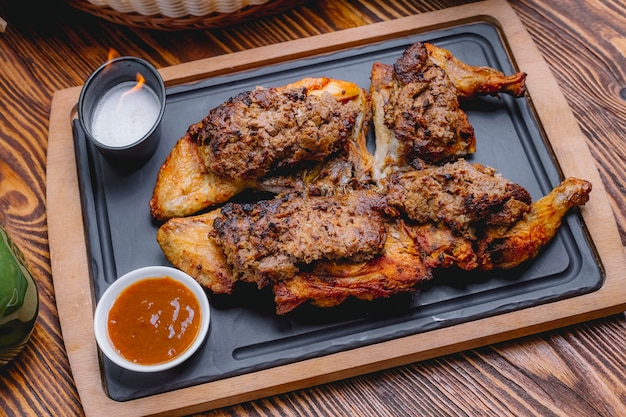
xmin=46 ymin=1 xmax=626 ymax=415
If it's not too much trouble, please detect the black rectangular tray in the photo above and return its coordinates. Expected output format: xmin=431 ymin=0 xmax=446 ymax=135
xmin=73 ymin=21 xmax=603 ymax=402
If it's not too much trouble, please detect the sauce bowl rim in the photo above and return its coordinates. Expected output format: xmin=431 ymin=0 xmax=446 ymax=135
xmin=93 ymin=265 xmax=210 ymax=373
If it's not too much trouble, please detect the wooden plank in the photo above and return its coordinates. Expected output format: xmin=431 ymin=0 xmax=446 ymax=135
xmin=46 ymin=1 xmax=626 ymax=416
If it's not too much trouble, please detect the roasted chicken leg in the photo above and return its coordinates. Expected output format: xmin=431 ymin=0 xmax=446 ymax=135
xmin=476 ymin=177 xmax=592 ymax=270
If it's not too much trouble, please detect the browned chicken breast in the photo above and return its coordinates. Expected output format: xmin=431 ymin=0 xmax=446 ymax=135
xmin=150 ymin=77 xmax=372 ymax=220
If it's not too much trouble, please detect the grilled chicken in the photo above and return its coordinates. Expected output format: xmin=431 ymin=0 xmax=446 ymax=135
xmin=149 ymin=134 xmax=253 ymax=221
xmin=370 ymin=41 xmax=528 ymax=183
xmin=212 ymin=190 xmax=388 ymax=288
xmin=151 ymin=42 xmax=527 ymax=219
xmin=152 ymin=40 xmax=588 ymax=315
xmin=158 ymin=206 xmax=430 ymax=314
xmin=386 ymin=159 xmax=532 ymax=240
xmin=476 ymin=177 xmax=591 ymax=270
xmin=273 ymin=218 xmax=431 ymax=314
xmin=408 ymin=222 xmax=478 ymax=271
xmin=370 ymin=42 xmax=476 ymax=182
xmin=156 ymin=209 xmax=236 ymax=294
xmin=156 ymin=176 xmax=591 ymax=314
xmin=150 ymin=77 xmax=372 ymax=220
xmin=156 ymin=190 xmax=419 ymax=313
xmin=253 ymin=78 xmax=374 ymax=196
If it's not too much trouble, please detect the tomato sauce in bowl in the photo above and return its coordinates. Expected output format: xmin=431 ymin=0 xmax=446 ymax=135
xmin=108 ymin=276 xmax=201 ymax=365
xmin=94 ymin=266 xmax=210 ymax=372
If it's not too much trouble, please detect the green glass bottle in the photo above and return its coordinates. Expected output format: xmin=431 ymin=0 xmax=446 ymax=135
xmin=0 ymin=224 xmax=39 ymax=367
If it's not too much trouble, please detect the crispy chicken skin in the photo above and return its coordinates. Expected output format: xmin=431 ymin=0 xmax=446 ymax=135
xmin=156 ymin=209 xmax=236 ymax=294
xmin=425 ymin=43 xmax=527 ymax=101
xmin=150 ymin=77 xmax=372 ymax=220
xmin=149 ymin=134 xmax=252 ymax=220
xmin=371 ymin=42 xmax=477 ymax=182
xmin=408 ymin=222 xmax=478 ymax=271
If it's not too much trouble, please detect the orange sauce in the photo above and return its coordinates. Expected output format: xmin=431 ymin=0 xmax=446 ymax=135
xmin=107 ymin=276 xmax=201 ymax=365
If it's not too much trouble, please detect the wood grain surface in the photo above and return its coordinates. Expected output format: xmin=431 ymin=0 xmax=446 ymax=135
xmin=1 ymin=0 xmax=625 ymax=416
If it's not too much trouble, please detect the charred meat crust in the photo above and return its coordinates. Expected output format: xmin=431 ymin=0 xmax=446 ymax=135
xmin=272 ymin=218 xmax=433 ymax=314
xmin=385 ymin=159 xmax=532 ymax=239
xmin=382 ymin=42 xmax=476 ymax=166
xmin=195 ymin=86 xmax=361 ymax=181
xmin=212 ymin=190 xmax=389 ymax=286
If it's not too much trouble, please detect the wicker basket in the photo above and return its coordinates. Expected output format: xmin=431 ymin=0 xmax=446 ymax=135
xmin=65 ymin=0 xmax=309 ymax=30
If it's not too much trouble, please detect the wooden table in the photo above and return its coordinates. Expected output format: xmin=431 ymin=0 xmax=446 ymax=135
xmin=1 ymin=0 xmax=625 ymax=415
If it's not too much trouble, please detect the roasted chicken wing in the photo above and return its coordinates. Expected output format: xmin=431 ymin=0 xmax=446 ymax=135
xmin=425 ymin=43 xmax=527 ymax=101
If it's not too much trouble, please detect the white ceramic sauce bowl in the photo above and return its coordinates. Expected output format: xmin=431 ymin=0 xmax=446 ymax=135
xmin=93 ymin=266 xmax=210 ymax=372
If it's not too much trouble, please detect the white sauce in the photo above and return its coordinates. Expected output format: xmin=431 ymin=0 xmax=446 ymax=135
xmin=90 ymin=81 xmax=161 ymax=147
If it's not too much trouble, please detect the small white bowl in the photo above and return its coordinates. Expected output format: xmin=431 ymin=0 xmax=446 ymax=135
xmin=94 ymin=266 xmax=210 ymax=372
